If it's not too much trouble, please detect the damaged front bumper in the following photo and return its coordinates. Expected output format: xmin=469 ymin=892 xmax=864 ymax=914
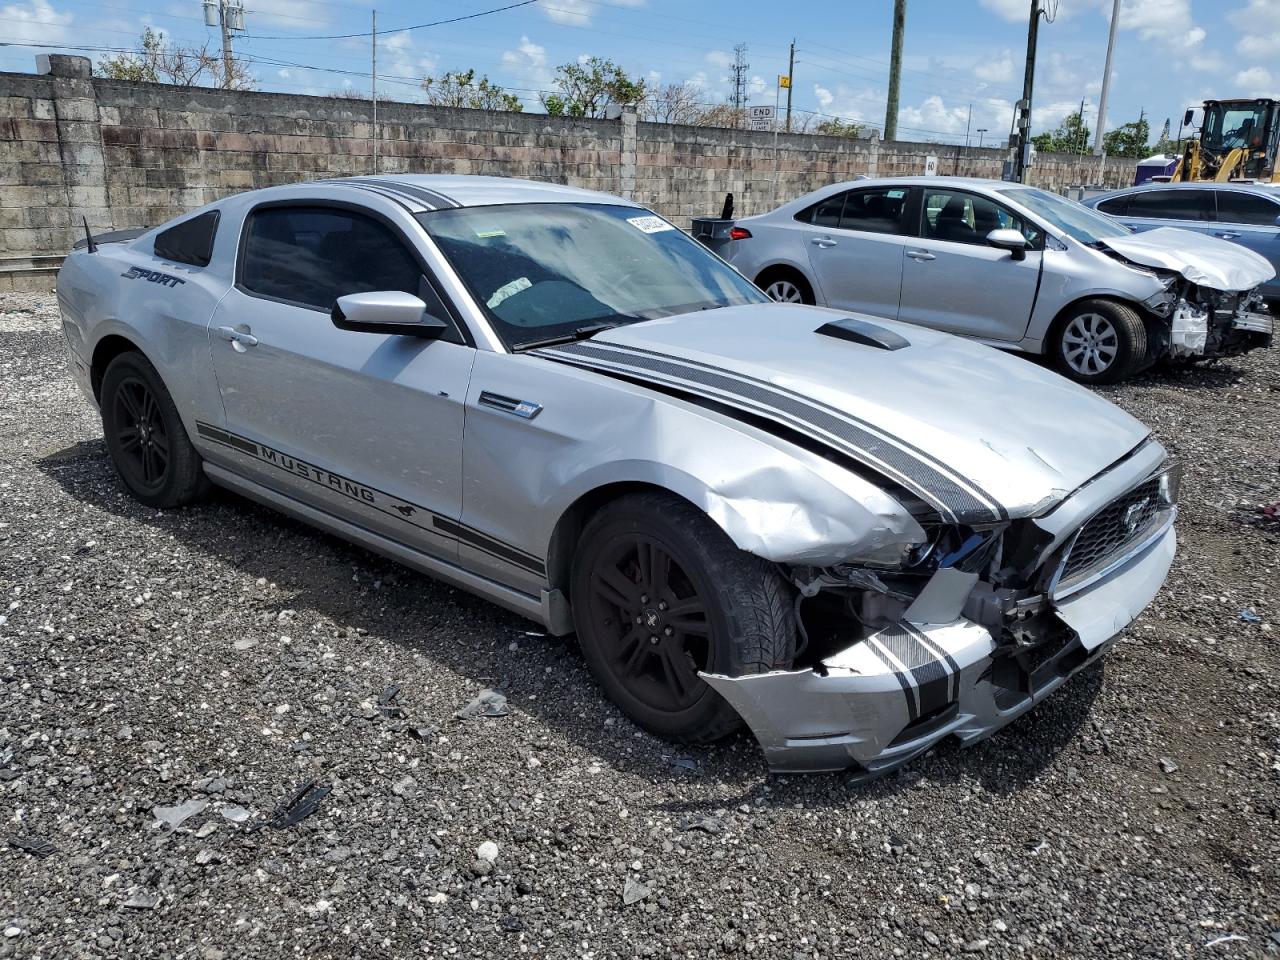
xmin=702 ymin=513 xmax=1175 ymax=777
xmin=1165 ymin=295 xmax=1273 ymax=360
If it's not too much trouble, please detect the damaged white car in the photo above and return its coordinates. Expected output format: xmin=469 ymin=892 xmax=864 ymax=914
xmin=56 ymin=175 xmax=1177 ymax=775
xmin=720 ymin=177 xmax=1274 ymax=384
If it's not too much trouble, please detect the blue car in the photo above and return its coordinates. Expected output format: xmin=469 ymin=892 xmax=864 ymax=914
xmin=1084 ymin=182 xmax=1280 ymax=304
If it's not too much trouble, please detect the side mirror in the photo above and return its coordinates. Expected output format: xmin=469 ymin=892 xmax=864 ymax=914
xmin=986 ymin=228 xmax=1028 ymax=261
xmin=1183 ymin=108 xmax=1194 ymax=126
xmin=331 ymin=291 xmax=448 ymax=338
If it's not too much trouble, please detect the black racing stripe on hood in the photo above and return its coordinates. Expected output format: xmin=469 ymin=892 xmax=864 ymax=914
xmin=580 ymin=339 xmax=1003 ymax=520
xmin=537 ymin=342 xmax=1003 ymax=524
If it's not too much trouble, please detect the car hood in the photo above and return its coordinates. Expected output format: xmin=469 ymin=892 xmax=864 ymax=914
xmin=542 ymin=304 xmax=1151 ymax=522
xmin=1098 ymin=226 xmax=1276 ymax=291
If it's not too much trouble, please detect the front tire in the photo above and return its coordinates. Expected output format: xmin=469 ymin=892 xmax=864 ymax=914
xmin=570 ymin=492 xmax=796 ymax=743
xmin=1051 ymin=299 xmax=1148 ymax=385
xmin=101 ymin=351 xmax=211 ymax=508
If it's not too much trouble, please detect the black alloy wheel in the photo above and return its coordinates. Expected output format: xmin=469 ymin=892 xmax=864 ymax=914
xmin=110 ymin=374 xmax=171 ymax=493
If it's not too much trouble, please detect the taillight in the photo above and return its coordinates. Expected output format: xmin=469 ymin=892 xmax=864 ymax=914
xmin=729 ymin=226 xmax=752 ymax=240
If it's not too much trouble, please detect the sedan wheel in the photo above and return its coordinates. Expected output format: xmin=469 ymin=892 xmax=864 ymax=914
xmin=110 ymin=375 xmax=171 ymax=493
xmin=1051 ymin=299 xmax=1148 ymax=385
xmin=764 ymin=279 xmax=804 ymax=303
xmin=1061 ymin=312 xmax=1119 ymax=378
xmin=570 ymin=492 xmax=797 ymax=742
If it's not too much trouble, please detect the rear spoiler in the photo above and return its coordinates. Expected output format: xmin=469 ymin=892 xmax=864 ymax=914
xmin=72 ymin=226 xmax=148 ymax=252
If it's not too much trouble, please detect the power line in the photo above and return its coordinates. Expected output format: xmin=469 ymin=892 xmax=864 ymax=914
xmin=246 ymin=0 xmax=541 ymax=42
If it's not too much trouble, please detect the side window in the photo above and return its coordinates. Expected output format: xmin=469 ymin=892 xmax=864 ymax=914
xmin=1215 ymin=191 xmax=1280 ymax=226
xmin=1127 ymin=189 xmax=1208 ymax=221
xmin=838 ymin=187 xmax=910 ymax=235
xmin=155 ymin=210 xmax=219 ymax=267
xmin=921 ymin=190 xmax=1042 ymax=248
xmin=239 ymin=206 xmax=422 ymax=311
xmin=1096 ymin=196 xmax=1129 ymax=216
xmin=796 ymin=191 xmax=848 ymax=228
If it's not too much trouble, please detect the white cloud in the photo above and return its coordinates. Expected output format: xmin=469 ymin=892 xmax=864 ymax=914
xmin=705 ymin=49 xmax=733 ymax=70
xmin=980 ymin=0 xmax=1105 ymax=23
xmin=1228 ymin=0 xmax=1280 ymax=58
xmin=501 ymin=34 xmax=552 ymax=91
xmin=1234 ymin=65 xmax=1275 ymax=96
xmin=973 ymin=49 xmax=1015 ymax=85
xmin=543 ymin=0 xmax=643 ymax=26
xmin=1118 ymin=0 xmax=1204 ymax=49
xmin=0 ymin=0 xmax=72 ymax=45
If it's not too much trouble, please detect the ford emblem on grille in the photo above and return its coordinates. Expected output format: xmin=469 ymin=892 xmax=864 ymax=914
xmin=1123 ymin=498 xmax=1151 ymax=536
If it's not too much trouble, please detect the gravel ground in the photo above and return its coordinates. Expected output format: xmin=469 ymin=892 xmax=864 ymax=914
xmin=1 ymin=288 xmax=1277 ymax=959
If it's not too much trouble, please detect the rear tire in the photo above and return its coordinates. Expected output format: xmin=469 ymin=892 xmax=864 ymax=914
xmin=757 ymin=268 xmax=815 ymax=305
xmin=101 ymin=351 xmax=212 ymax=509
xmin=570 ymin=492 xmax=796 ymax=743
xmin=1051 ymin=299 xmax=1148 ymax=385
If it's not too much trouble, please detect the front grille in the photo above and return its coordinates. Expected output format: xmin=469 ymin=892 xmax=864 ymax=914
xmin=1060 ymin=477 xmax=1163 ymax=582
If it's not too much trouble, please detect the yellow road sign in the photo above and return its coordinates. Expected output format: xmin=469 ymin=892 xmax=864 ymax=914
xmin=778 ymin=75 xmax=791 ymax=89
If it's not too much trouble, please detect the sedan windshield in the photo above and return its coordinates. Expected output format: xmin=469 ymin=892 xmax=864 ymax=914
xmin=417 ymin=202 xmax=765 ymax=349
xmin=996 ymin=186 xmax=1132 ymax=246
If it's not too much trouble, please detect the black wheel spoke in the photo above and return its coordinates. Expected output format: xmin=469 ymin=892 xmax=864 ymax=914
xmin=617 ymin=628 xmax=649 ymax=678
xmin=117 ymin=427 xmax=140 ymax=452
xmin=666 ymin=598 xmax=709 ymax=636
xmin=593 ymin=565 xmax=639 ymax=610
xmin=117 ymin=386 xmax=142 ymax=421
xmin=658 ymin=645 xmax=697 ymax=699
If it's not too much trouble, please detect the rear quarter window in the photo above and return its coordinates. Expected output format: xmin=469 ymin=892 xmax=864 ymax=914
xmin=1095 ymin=196 xmax=1129 ymax=216
xmin=154 ymin=211 xmax=220 ymax=267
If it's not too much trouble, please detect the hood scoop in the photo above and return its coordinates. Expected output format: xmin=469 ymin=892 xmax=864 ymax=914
xmin=815 ymin=317 xmax=910 ymax=351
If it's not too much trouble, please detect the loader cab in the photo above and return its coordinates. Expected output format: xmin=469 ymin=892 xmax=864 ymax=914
xmin=1200 ymin=99 xmax=1280 ymax=180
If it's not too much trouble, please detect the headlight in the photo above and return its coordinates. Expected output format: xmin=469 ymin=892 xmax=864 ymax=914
xmin=1142 ymin=278 xmax=1178 ymax=317
xmin=1157 ymin=462 xmax=1182 ymax=506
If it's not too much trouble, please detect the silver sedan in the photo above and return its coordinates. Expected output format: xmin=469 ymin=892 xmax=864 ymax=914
xmin=722 ymin=176 xmax=1274 ymax=383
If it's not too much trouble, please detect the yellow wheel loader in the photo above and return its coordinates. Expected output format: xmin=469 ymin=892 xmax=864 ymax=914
xmin=1172 ymin=98 xmax=1280 ymax=183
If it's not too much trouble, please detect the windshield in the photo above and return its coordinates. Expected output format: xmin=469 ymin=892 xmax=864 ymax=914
xmin=996 ymin=186 xmax=1132 ymax=245
xmin=1203 ymin=103 xmax=1268 ymax=152
xmin=417 ymin=202 xmax=765 ymax=349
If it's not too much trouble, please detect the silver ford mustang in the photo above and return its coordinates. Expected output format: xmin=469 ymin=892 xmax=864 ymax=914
xmin=55 ymin=175 xmax=1178 ymax=775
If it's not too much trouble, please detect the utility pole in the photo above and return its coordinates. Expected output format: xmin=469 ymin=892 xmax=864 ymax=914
xmin=730 ymin=43 xmax=749 ymax=127
xmin=1092 ymin=0 xmax=1121 ymax=155
xmin=371 ymin=9 xmax=378 ymax=174
xmin=785 ymin=39 xmax=795 ymax=132
xmin=884 ymin=0 xmax=906 ymax=140
xmin=1013 ymin=0 xmax=1042 ymax=182
xmin=203 ymin=0 xmax=245 ymax=89
xmin=977 ymin=127 xmax=988 ymax=148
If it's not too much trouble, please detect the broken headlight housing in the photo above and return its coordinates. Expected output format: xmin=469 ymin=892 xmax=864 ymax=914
xmin=1142 ymin=277 xmax=1178 ymax=317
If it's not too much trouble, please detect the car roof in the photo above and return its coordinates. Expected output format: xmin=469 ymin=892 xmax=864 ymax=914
xmin=321 ymin=174 xmax=635 ymax=210
xmin=1090 ymin=181 xmax=1280 ymax=201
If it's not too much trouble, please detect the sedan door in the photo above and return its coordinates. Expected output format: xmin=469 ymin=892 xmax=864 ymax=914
xmin=1098 ymin=188 xmax=1215 ymax=236
xmin=1210 ymin=189 xmax=1280 ymax=298
xmin=798 ymin=186 xmax=918 ymax=319
xmin=206 ymin=203 xmax=475 ymax=561
xmin=896 ymin=188 xmax=1043 ymax=342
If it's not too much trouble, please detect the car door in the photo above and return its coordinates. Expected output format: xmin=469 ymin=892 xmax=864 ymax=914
xmin=1210 ymin=189 xmax=1280 ymax=297
xmin=1102 ymin=188 xmax=1214 ymax=236
xmin=206 ymin=202 xmax=475 ymax=561
xmin=799 ymin=185 xmax=917 ymax=319
xmin=896 ymin=188 xmax=1043 ymax=342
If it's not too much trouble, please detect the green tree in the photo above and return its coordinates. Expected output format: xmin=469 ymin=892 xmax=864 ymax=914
xmin=1031 ymin=109 xmax=1090 ymax=153
xmin=421 ymin=69 xmax=522 ymax=111
xmin=1102 ymin=117 xmax=1151 ymax=158
xmin=814 ymin=117 xmax=864 ymax=138
xmin=541 ymin=56 xmax=645 ymax=118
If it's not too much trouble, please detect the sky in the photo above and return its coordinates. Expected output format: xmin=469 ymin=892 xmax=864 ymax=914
xmin=1 ymin=0 xmax=1277 ymax=145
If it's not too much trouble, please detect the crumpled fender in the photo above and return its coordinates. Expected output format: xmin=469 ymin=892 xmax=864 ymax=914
xmin=1099 ymin=227 xmax=1276 ymax=291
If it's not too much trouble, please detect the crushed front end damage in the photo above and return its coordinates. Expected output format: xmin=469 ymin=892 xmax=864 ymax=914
xmin=702 ymin=448 xmax=1179 ymax=776
xmin=1099 ymin=228 xmax=1275 ymax=362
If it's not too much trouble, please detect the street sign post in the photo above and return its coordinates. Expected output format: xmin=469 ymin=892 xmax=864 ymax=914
xmin=748 ymin=105 xmax=776 ymax=131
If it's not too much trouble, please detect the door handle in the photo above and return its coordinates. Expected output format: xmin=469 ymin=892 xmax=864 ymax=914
xmin=906 ymin=249 xmax=936 ymax=261
xmin=217 ymin=325 xmax=258 ymax=347
xmin=1214 ymin=232 xmax=1241 ymax=239
xmin=810 ymin=237 xmax=838 ymax=248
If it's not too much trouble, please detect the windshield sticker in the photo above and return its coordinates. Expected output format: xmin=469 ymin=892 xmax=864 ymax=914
xmin=487 ymin=276 xmax=532 ymax=308
xmin=886 ymin=190 xmax=906 ymax=199
xmin=626 ymin=215 xmax=675 ymax=234
xmin=475 ymin=228 xmax=506 ymax=239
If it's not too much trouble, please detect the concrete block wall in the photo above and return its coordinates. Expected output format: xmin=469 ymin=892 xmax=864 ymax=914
xmin=1 ymin=55 xmax=1140 ymax=289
